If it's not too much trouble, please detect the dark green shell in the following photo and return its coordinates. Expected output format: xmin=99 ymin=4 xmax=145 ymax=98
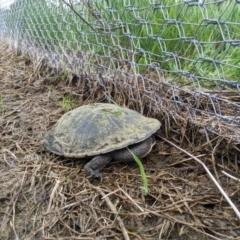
xmin=43 ymin=103 xmax=161 ymax=157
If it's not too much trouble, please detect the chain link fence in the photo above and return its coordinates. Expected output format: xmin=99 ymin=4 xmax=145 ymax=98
xmin=1 ymin=0 xmax=240 ymax=144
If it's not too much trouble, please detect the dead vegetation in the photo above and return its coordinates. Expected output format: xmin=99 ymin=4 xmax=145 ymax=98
xmin=0 ymin=42 xmax=240 ymax=240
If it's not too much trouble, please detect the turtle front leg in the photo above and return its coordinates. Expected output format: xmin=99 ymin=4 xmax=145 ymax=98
xmin=84 ymin=154 xmax=112 ymax=180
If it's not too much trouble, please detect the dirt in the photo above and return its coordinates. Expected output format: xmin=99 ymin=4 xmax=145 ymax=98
xmin=0 ymin=43 xmax=240 ymax=240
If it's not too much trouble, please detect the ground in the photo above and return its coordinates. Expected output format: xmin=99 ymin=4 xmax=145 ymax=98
xmin=0 ymin=44 xmax=240 ymax=240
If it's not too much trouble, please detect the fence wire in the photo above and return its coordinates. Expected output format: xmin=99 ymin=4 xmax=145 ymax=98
xmin=0 ymin=0 xmax=240 ymax=144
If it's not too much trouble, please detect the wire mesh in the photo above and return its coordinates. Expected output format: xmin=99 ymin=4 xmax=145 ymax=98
xmin=0 ymin=0 xmax=240 ymax=143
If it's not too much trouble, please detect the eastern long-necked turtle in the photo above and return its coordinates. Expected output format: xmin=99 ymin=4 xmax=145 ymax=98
xmin=43 ymin=103 xmax=161 ymax=179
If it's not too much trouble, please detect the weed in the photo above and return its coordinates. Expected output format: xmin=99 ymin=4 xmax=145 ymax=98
xmin=128 ymin=148 xmax=148 ymax=201
xmin=60 ymin=96 xmax=76 ymax=113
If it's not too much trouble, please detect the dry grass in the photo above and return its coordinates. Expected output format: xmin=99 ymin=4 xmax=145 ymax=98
xmin=0 ymin=42 xmax=240 ymax=240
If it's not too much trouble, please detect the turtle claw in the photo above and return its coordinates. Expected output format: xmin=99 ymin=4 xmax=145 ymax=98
xmin=92 ymin=170 xmax=103 ymax=181
xmin=86 ymin=169 xmax=103 ymax=181
xmin=84 ymin=164 xmax=104 ymax=180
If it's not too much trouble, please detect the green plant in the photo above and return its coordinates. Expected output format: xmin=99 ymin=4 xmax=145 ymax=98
xmin=128 ymin=148 xmax=148 ymax=200
xmin=60 ymin=96 xmax=76 ymax=113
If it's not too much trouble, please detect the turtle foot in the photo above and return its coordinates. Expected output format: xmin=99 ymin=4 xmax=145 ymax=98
xmin=84 ymin=168 xmax=103 ymax=181
xmin=84 ymin=154 xmax=112 ymax=180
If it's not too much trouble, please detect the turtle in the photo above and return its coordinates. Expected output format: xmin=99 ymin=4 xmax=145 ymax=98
xmin=43 ymin=103 xmax=161 ymax=180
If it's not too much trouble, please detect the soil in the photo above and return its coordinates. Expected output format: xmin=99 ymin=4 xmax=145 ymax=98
xmin=0 ymin=43 xmax=240 ymax=240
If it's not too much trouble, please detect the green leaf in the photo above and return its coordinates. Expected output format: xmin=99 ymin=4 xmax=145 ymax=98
xmin=127 ymin=148 xmax=149 ymax=200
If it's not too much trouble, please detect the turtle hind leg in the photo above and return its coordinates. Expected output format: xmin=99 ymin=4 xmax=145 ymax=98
xmin=111 ymin=135 xmax=155 ymax=162
xmin=84 ymin=154 xmax=112 ymax=180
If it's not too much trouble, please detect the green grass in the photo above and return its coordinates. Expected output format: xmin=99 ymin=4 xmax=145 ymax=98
xmin=3 ymin=0 xmax=240 ymax=88
xmin=128 ymin=148 xmax=149 ymax=200
xmin=60 ymin=96 xmax=76 ymax=113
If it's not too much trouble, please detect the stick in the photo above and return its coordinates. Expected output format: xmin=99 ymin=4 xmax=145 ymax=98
xmin=47 ymin=179 xmax=60 ymax=213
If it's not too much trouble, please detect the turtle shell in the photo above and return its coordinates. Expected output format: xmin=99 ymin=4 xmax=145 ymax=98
xmin=43 ymin=103 xmax=161 ymax=158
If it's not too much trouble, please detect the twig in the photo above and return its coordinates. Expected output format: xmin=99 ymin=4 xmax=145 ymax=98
xmin=222 ymin=171 xmax=240 ymax=182
xmin=92 ymin=186 xmax=130 ymax=240
xmin=211 ymin=138 xmax=222 ymax=182
xmin=159 ymin=136 xmax=240 ymax=220
xmin=47 ymin=179 xmax=60 ymax=213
